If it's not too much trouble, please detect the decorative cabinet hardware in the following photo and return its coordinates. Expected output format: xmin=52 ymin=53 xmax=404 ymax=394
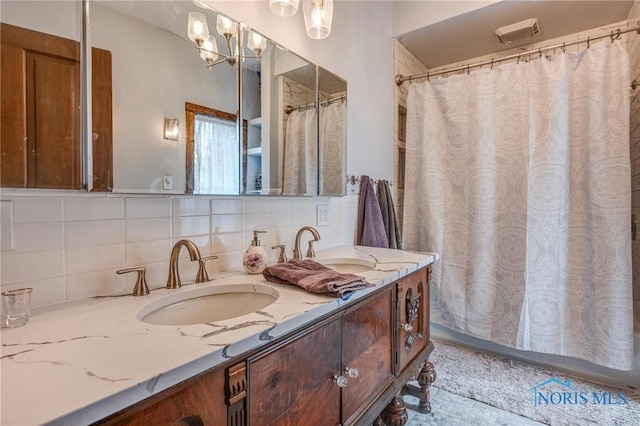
xmin=333 ymin=375 xmax=348 ymax=388
xmin=403 ymin=287 xmax=423 ymax=351
xmin=344 ymin=366 xmax=359 ymax=378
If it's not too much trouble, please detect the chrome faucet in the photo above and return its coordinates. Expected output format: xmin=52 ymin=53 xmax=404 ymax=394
xmin=167 ymin=239 xmax=202 ymax=289
xmin=293 ymin=226 xmax=321 ymax=260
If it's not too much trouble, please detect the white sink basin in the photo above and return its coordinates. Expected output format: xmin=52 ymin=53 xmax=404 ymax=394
xmin=137 ymin=284 xmax=279 ymax=326
xmin=318 ymin=258 xmax=376 ymax=274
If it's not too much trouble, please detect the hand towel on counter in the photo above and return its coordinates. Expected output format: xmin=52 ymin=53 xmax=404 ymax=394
xmin=376 ymin=179 xmax=402 ymax=249
xmin=356 ymin=175 xmax=389 ymax=248
xmin=263 ymin=259 xmax=374 ymax=299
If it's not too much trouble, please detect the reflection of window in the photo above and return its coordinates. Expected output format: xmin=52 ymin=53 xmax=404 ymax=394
xmin=185 ymin=102 xmax=246 ymax=194
xmin=193 ymin=114 xmax=238 ymax=194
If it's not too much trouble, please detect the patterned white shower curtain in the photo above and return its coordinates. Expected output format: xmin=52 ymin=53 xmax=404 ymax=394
xmin=319 ymin=101 xmax=346 ymax=195
xmin=282 ymin=108 xmax=317 ymax=195
xmin=404 ymin=41 xmax=634 ymax=370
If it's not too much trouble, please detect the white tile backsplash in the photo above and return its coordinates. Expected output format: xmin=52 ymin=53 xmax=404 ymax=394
xmin=211 ymin=198 xmax=243 ymax=214
xmin=66 ymin=269 xmax=125 ymax=300
xmin=65 ymin=220 xmax=124 ymax=248
xmin=172 ymin=198 xmax=210 ymax=216
xmin=64 ymin=197 xmax=124 ymax=221
xmin=0 ymin=193 xmax=356 ymax=307
xmin=65 ymin=244 xmax=125 ymax=275
xmin=172 ymin=215 xmax=211 ymax=238
xmin=1 ymin=250 xmax=65 ymax=285
xmin=126 ymin=218 xmax=172 ymax=242
xmin=13 ymin=222 xmax=64 ymax=252
xmin=12 ymin=198 xmax=63 ymax=222
xmin=125 ymin=197 xmax=171 ymax=218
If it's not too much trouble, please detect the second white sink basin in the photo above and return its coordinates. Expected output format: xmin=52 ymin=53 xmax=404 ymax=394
xmin=137 ymin=284 xmax=279 ymax=326
xmin=318 ymin=258 xmax=376 ymax=274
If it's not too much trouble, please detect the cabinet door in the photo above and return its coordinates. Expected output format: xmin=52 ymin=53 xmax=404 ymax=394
xmin=101 ymin=367 xmax=227 ymax=426
xmin=341 ymin=288 xmax=394 ymax=424
xmin=397 ymin=267 xmax=430 ymax=373
xmin=248 ymin=318 xmax=341 ymax=426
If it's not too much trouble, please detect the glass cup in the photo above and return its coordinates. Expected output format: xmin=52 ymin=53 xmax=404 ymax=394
xmin=1 ymin=288 xmax=33 ymax=328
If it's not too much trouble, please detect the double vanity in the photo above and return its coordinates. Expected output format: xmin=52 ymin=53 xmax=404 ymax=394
xmin=1 ymin=246 xmax=438 ymax=426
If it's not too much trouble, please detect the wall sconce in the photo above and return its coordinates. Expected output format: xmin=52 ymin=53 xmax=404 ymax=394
xmin=269 ymin=0 xmax=299 ymax=17
xmin=303 ymin=0 xmax=333 ymax=40
xmin=164 ymin=118 xmax=179 ymax=141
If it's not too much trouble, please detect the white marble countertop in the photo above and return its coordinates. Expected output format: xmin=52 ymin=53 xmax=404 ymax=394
xmin=0 ymin=246 xmax=438 ymax=426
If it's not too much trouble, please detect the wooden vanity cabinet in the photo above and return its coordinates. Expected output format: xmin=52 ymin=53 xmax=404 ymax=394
xmin=96 ymin=265 xmax=434 ymax=426
xmin=98 ymin=366 xmax=227 ymax=426
xmin=247 ymin=287 xmax=394 ymax=426
xmin=396 ymin=267 xmax=430 ymax=373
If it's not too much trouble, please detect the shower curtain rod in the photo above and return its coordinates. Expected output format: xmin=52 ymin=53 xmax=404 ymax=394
xmin=396 ymin=24 xmax=640 ymax=86
xmin=284 ymin=94 xmax=346 ymax=114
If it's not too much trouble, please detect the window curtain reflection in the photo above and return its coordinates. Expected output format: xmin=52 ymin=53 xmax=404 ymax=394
xmin=193 ymin=114 xmax=239 ymax=194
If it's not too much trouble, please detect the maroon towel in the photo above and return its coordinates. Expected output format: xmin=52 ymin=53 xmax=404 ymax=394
xmin=357 ymin=175 xmax=389 ymax=248
xmin=263 ymin=259 xmax=374 ymax=299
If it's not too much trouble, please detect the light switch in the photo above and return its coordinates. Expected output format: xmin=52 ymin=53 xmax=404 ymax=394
xmin=317 ymin=204 xmax=330 ymax=227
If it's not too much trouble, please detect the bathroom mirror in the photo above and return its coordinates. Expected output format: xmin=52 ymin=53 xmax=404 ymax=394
xmin=0 ymin=1 xmax=101 ymax=190
xmin=240 ymin=23 xmax=318 ymax=195
xmin=0 ymin=0 xmax=348 ymax=196
xmin=92 ymin=0 xmax=240 ymax=194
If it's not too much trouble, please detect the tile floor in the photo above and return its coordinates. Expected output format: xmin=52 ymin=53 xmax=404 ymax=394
xmin=404 ymin=387 xmax=545 ymax=426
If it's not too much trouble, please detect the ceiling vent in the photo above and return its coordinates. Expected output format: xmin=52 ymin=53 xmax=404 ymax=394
xmin=495 ymin=18 xmax=539 ymax=45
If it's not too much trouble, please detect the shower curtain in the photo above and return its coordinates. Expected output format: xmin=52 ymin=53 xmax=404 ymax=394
xmin=282 ymin=108 xmax=317 ymax=195
xmin=319 ymin=101 xmax=346 ymax=195
xmin=404 ymin=41 xmax=634 ymax=370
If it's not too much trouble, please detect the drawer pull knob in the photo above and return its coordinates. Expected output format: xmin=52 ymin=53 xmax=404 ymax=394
xmin=401 ymin=323 xmax=413 ymax=332
xmin=345 ymin=366 xmax=359 ymax=378
xmin=333 ymin=375 xmax=348 ymax=388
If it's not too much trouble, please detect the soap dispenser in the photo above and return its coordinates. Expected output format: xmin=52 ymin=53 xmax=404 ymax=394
xmin=243 ymin=230 xmax=267 ymax=274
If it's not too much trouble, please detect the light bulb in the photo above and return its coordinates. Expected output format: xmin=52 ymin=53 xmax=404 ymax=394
xmin=199 ymin=38 xmax=219 ymax=65
xmin=216 ymin=14 xmax=237 ymax=39
xmin=187 ymin=12 xmax=209 ymax=47
xmin=303 ymin=0 xmax=333 ymax=40
xmin=247 ymin=31 xmax=267 ymax=56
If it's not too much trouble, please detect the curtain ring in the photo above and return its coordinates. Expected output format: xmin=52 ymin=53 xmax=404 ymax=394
xmin=561 ymin=43 xmax=566 ymax=53
xmin=516 ymin=54 xmax=521 ymax=64
xmin=616 ymin=28 xmax=622 ymax=41
xmin=467 ymin=64 xmax=470 ymax=75
xmin=538 ymin=48 xmax=542 ymax=59
xmin=426 ymin=72 xmax=429 ymax=82
xmin=490 ymin=58 xmax=494 ymax=69
xmin=587 ymin=36 xmax=590 ymax=48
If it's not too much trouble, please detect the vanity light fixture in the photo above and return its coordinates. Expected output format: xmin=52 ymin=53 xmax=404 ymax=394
xmin=187 ymin=12 xmax=209 ymax=47
xmin=247 ymin=31 xmax=267 ymax=56
xmin=303 ymin=0 xmax=333 ymax=40
xmin=269 ymin=0 xmax=299 ymax=17
xmin=164 ymin=118 xmax=180 ymax=141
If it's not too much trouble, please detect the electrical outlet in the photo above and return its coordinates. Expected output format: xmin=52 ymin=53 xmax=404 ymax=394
xmin=163 ymin=175 xmax=173 ymax=190
xmin=317 ymin=204 xmax=330 ymax=227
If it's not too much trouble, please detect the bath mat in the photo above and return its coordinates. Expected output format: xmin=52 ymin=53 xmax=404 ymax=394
xmin=427 ymin=340 xmax=640 ymax=426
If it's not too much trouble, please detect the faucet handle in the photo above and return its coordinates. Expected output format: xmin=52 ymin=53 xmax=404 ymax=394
xmin=271 ymin=244 xmax=288 ymax=263
xmin=196 ymin=255 xmax=218 ymax=283
xmin=117 ymin=267 xmax=149 ymax=296
xmin=306 ymin=240 xmax=317 ymax=258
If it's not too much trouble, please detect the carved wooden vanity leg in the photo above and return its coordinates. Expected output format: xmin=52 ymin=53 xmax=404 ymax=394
xmin=417 ymin=361 xmax=437 ymax=414
xmin=380 ymin=394 xmax=408 ymax=426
